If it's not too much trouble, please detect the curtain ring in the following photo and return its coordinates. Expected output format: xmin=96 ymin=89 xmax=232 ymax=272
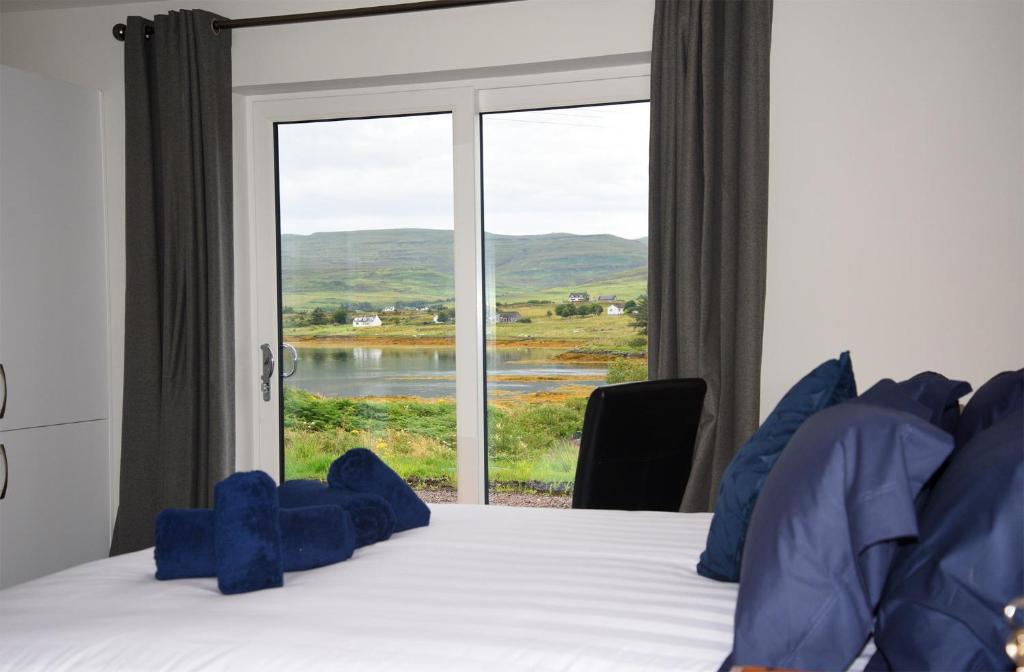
xmin=210 ymin=17 xmax=221 ymax=36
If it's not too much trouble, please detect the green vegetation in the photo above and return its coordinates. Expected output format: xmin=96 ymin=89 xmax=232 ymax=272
xmin=554 ymin=302 xmax=604 ymax=317
xmin=281 ymin=229 xmax=646 ymax=310
xmin=279 ymin=228 xmax=651 ymax=495
xmin=284 ymin=387 xmax=586 ymax=490
xmin=605 ymin=358 xmax=648 ymax=384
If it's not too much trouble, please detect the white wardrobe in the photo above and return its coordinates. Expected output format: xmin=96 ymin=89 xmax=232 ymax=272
xmin=0 ymin=65 xmax=110 ymax=588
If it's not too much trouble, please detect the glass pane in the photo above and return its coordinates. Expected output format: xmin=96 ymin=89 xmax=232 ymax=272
xmin=482 ymin=102 xmax=650 ymax=507
xmin=276 ymin=113 xmax=457 ymax=502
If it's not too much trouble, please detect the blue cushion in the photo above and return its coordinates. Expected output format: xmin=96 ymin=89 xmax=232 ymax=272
xmin=955 ymin=368 xmax=1024 ymax=448
xmin=727 ymin=403 xmax=954 ymax=670
xmin=697 ymin=351 xmax=856 ymax=582
xmin=894 ymin=371 xmax=972 ymax=434
xmin=327 ymin=449 xmax=430 ymax=533
xmin=867 ymin=410 xmax=1024 ymax=672
xmin=214 ymin=471 xmax=283 ymax=595
xmin=278 ymin=479 xmax=396 ymax=548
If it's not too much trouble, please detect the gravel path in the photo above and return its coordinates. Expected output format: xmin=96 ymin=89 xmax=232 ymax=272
xmin=416 ymin=488 xmax=571 ymax=509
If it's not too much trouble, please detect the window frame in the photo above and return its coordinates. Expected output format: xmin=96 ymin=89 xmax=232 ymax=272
xmin=237 ymin=66 xmax=650 ymax=504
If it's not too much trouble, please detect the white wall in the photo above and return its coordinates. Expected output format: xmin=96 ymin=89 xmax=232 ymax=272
xmin=0 ymin=0 xmax=1021 ymax=524
xmin=763 ymin=0 xmax=1024 ymax=414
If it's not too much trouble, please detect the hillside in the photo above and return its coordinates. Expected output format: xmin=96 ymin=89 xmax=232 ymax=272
xmin=280 ymin=228 xmax=647 ymax=308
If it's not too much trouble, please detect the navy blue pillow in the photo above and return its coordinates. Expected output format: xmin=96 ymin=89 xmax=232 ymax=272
xmin=697 ymin=351 xmax=856 ymax=582
xmin=851 ymin=379 xmax=932 ymax=420
xmin=868 ymin=411 xmax=1024 ymax=672
xmin=895 ymin=371 xmax=972 ymax=434
xmin=727 ymin=403 xmax=954 ymax=671
xmin=955 ymin=368 xmax=1024 ymax=448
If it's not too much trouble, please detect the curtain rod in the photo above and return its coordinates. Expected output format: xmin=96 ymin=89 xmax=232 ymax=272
xmin=112 ymin=0 xmax=523 ymax=41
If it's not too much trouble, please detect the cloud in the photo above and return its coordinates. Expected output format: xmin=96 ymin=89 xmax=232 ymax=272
xmin=277 ymin=101 xmax=649 ymax=240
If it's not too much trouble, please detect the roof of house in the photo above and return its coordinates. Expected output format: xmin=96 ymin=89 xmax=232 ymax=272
xmin=597 ymin=295 xmax=616 ymax=301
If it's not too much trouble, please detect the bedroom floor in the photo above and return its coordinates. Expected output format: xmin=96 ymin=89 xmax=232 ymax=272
xmin=416 ymin=488 xmax=571 ymax=508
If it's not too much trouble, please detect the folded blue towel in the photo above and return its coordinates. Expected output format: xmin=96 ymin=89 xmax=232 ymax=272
xmin=214 ymin=471 xmax=283 ymax=595
xmin=155 ymin=505 xmax=356 ymax=579
xmin=278 ymin=479 xmax=396 ymax=547
xmin=327 ymin=448 xmax=431 ymax=533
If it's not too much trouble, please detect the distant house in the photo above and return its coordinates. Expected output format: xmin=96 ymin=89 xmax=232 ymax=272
xmin=382 ymin=305 xmax=396 ymax=313
xmin=607 ymin=303 xmax=626 ymax=316
xmin=597 ymin=294 xmax=617 ymax=302
xmin=352 ymin=315 xmax=382 ymax=328
xmin=497 ymin=311 xmax=522 ymax=323
xmin=568 ymin=292 xmax=589 ymax=303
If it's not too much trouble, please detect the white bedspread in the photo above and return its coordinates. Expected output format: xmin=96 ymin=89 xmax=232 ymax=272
xmin=0 ymin=505 xmax=873 ymax=671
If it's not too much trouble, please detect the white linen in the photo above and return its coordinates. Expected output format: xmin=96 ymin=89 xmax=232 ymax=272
xmin=0 ymin=505 xmax=873 ymax=671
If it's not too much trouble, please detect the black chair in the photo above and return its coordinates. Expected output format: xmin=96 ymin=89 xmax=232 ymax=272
xmin=571 ymin=378 xmax=707 ymax=512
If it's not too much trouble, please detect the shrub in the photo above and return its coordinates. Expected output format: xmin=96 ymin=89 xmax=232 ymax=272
xmin=605 ymin=358 xmax=648 ymax=384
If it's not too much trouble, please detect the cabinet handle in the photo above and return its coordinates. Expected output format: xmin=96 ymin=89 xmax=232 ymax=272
xmin=0 ymin=362 xmax=6 ymax=419
xmin=0 ymin=444 xmax=7 ymax=500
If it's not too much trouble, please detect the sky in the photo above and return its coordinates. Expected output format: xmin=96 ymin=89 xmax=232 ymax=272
xmin=277 ymin=101 xmax=649 ymax=240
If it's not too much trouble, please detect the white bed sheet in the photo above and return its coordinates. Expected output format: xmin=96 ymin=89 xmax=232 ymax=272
xmin=0 ymin=505 xmax=873 ymax=671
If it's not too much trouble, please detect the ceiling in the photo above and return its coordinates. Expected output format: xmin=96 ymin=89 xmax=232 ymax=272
xmin=0 ymin=0 xmax=163 ymax=13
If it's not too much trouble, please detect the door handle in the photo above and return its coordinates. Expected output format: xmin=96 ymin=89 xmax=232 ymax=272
xmin=1 ymin=444 xmax=7 ymax=500
xmin=281 ymin=343 xmax=299 ymax=379
xmin=260 ymin=344 xmax=275 ymax=402
xmin=0 ymin=362 xmax=6 ymax=419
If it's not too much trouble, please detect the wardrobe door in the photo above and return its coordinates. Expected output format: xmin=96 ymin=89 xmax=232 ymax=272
xmin=0 ymin=66 xmax=108 ymax=433
xmin=0 ymin=420 xmax=109 ymax=588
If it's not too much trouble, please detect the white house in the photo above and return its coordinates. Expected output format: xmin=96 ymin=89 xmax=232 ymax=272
xmin=568 ymin=292 xmax=589 ymax=303
xmin=382 ymin=305 xmax=396 ymax=313
xmin=497 ymin=311 xmax=522 ymax=323
xmin=607 ymin=303 xmax=626 ymax=316
xmin=352 ymin=315 xmax=382 ymax=328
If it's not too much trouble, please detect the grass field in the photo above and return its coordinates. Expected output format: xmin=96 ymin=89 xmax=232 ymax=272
xmin=283 ymin=300 xmax=646 ymax=357
xmin=283 ymin=387 xmax=595 ymax=491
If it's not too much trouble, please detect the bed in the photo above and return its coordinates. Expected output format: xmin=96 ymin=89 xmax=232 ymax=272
xmin=0 ymin=504 xmax=874 ymax=671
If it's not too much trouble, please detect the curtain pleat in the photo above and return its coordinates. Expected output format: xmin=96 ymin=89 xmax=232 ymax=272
xmin=111 ymin=10 xmax=233 ymax=555
xmin=648 ymin=0 xmax=773 ymax=512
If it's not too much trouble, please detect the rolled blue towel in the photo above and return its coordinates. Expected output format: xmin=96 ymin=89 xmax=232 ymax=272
xmin=155 ymin=505 xmax=356 ymax=579
xmin=278 ymin=479 xmax=396 ymax=547
xmin=327 ymin=448 xmax=430 ymax=532
xmin=214 ymin=471 xmax=283 ymax=595
xmin=279 ymin=505 xmax=356 ymax=572
xmin=154 ymin=507 xmax=215 ymax=580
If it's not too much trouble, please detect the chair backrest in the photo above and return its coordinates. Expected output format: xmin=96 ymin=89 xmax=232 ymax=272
xmin=571 ymin=378 xmax=707 ymax=511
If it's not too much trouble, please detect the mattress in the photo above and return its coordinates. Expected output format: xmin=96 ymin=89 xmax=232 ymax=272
xmin=0 ymin=504 xmax=874 ymax=671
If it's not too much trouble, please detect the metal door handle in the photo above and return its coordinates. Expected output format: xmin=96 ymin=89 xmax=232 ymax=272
xmin=281 ymin=343 xmax=299 ymax=378
xmin=0 ymin=363 xmax=6 ymax=419
xmin=1 ymin=444 xmax=7 ymax=500
xmin=260 ymin=344 xmax=275 ymax=402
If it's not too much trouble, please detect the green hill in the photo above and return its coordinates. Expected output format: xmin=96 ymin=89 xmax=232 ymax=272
xmin=281 ymin=228 xmax=647 ymax=309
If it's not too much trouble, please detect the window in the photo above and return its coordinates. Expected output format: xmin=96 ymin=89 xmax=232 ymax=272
xmin=246 ymin=73 xmax=651 ymax=503
xmin=482 ymin=102 xmax=650 ymax=507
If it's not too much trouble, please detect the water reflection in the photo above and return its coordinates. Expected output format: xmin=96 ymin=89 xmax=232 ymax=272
xmin=286 ymin=346 xmax=605 ymax=399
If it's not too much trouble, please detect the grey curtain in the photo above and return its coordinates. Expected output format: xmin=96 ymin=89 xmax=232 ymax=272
xmin=648 ymin=0 xmax=772 ymax=512
xmin=111 ymin=11 xmax=234 ymax=555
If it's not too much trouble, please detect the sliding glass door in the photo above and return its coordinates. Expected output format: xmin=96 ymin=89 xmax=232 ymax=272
xmin=481 ymin=102 xmax=650 ymax=507
xmin=246 ymin=76 xmax=649 ymax=504
xmin=275 ymin=113 xmax=458 ymax=498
